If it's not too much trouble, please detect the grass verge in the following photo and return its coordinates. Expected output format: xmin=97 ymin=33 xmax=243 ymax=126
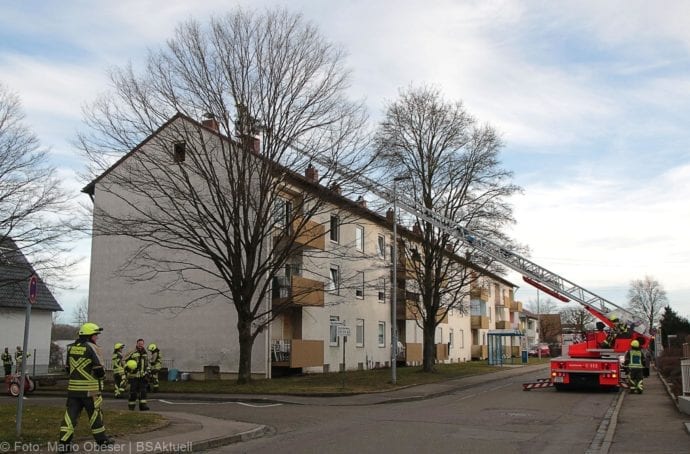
xmin=0 ymin=403 xmax=165 ymax=445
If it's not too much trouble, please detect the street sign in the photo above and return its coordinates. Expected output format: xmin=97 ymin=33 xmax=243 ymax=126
xmin=337 ymin=326 xmax=351 ymax=337
xmin=28 ymin=275 xmax=37 ymax=304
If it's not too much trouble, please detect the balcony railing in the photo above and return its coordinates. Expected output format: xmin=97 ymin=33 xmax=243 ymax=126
xmin=272 ymin=275 xmax=325 ymax=307
xmin=470 ymin=286 xmax=489 ymax=301
xmin=271 ymin=339 xmax=324 ymax=368
xmin=471 ymin=315 xmax=489 ymax=329
xmin=495 ymin=320 xmax=511 ymax=330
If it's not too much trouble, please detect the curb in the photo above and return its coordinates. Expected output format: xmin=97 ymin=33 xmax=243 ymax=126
xmin=187 ymin=425 xmax=272 ymax=453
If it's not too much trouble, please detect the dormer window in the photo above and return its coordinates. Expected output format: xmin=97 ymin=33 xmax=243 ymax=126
xmin=173 ymin=142 xmax=186 ymax=163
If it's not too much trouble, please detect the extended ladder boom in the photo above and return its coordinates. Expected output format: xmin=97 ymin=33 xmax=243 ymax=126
xmin=295 ymin=144 xmax=641 ymax=330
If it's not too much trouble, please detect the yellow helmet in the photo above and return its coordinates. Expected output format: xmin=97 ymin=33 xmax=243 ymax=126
xmin=114 ymin=342 xmax=124 ymax=350
xmin=630 ymin=340 xmax=640 ymax=349
xmin=148 ymin=343 xmax=157 ymax=352
xmin=79 ymin=322 xmax=103 ymax=336
xmin=125 ymin=359 xmax=137 ymax=371
xmin=609 ymin=315 xmax=619 ymax=322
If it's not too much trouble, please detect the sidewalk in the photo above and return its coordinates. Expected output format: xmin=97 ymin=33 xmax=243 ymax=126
xmin=48 ymin=364 xmax=689 ymax=453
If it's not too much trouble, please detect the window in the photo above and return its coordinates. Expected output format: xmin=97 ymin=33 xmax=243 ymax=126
xmin=274 ymin=197 xmax=292 ymax=230
xmin=330 ymin=215 xmax=340 ymax=242
xmin=378 ymin=321 xmax=386 ymax=347
xmin=173 ymin=142 xmax=186 ymax=163
xmin=377 ymin=278 xmax=386 ymax=303
xmin=355 ymin=226 xmax=364 ymax=252
xmin=330 ymin=316 xmax=340 ymax=346
xmin=355 ymin=271 xmax=364 ymax=299
xmin=328 ymin=265 xmax=340 ymax=294
xmin=377 ymin=234 xmax=385 ymax=258
xmin=356 ymin=319 xmax=364 ymax=347
xmin=449 ymin=329 xmax=454 ymax=349
xmin=458 ymin=329 xmax=464 ymax=348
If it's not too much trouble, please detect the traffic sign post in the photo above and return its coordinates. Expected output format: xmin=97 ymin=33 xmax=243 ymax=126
xmin=16 ymin=275 xmax=36 ymax=436
xmin=337 ymin=325 xmax=350 ymax=389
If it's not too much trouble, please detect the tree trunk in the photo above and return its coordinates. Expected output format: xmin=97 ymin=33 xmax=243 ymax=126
xmin=236 ymin=318 xmax=254 ymax=384
xmin=422 ymin=321 xmax=436 ymax=372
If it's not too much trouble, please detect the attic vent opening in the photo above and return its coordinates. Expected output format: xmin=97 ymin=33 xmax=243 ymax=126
xmin=173 ymin=142 xmax=186 ymax=163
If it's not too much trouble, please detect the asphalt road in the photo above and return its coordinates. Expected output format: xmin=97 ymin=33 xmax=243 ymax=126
xmin=142 ymin=369 xmax=618 ymax=454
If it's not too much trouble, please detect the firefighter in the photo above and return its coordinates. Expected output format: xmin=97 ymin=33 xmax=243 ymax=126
xmin=57 ymin=322 xmax=113 ymax=451
xmin=2 ymin=347 xmax=12 ymax=376
xmin=602 ymin=315 xmax=630 ymax=348
xmin=15 ymin=346 xmax=30 ymax=373
xmin=148 ymin=343 xmax=162 ymax=392
xmin=112 ymin=343 xmax=126 ymax=398
xmin=125 ymin=338 xmax=150 ymax=411
xmin=624 ymin=339 xmax=648 ymax=394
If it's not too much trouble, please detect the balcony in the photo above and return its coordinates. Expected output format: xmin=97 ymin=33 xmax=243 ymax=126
xmin=293 ymin=218 xmax=325 ymax=250
xmin=471 ymin=345 xmax=488 ymax=360
xmin=471 ymin=315 xmax=489 ymax=329
xmin=495 ymin=320 xmax=511 ymax=330
xmin=271 ymin=339 xmax=324 ymax=368
xmin=509 ymin=300 xmax=522 ymax=312
xmin=272 ymin=275 xmax=325 ymax=307
xmin=470 ymin=286 xmax=489 ymax=301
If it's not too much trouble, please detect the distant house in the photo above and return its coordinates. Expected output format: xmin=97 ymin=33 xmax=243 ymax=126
xmin=0 ymin=238 xmax=62 ymax=374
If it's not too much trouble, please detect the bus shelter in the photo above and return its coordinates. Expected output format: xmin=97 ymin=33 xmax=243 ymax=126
xmin=487 ymin=329 xmax=525 ymax=366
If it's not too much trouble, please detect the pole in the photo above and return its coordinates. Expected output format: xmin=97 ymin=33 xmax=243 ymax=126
xmin=537 ymin=290 xmax=541 ymax=360
xmin=15 ymin=293 xmax=32 ymax=436
xmin=391 ymin=178 xmax=398 ymax=384
xmin=341 ymin=335 xmax=346 ymax=389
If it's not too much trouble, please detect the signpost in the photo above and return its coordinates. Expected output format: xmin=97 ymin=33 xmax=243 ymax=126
xmin=337 ymin=325 xmax=350 ymax=389
xmin=16 ymin=275 xmax=36 ymax=436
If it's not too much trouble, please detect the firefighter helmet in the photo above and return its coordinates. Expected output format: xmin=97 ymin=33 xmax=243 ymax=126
xmin=79 ymin=322 xmax=103 ymax=336
xmin=125 ymin=359 xmax=137 ymax=371
xmin=609 ymin=315 xmax=619 ymax=322
xmin=114 ymin=342 xmax=124 ymax=350
xmin=630 ymin=340 xmax=640 ymax=349
xmin=148 ymin=343 xmax=157 ymax=352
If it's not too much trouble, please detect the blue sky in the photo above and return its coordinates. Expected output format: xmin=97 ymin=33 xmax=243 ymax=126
xmin=1 ymin=1 xmax=689 ymax=321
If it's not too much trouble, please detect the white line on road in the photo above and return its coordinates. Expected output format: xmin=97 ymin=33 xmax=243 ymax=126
xmin=156 ymin=399 xmax=282 ymax=408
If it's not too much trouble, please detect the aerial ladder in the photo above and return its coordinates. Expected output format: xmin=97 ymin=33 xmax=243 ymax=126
xmin=300 ymin=148 xmax=651 ymax=390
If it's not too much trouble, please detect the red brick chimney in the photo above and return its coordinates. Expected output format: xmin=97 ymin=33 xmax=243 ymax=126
xmin=386 ymin=208 xmax=394 ymax=222
xmin=202 ymin=118 xmax=219 ymax=132
xmin=305 ymin=164 xmax=319 ymax=183
xmin=356 ymin=196 xmax=367 ymax=208
xmin=330 ymin=182 xmax=341 ymax=195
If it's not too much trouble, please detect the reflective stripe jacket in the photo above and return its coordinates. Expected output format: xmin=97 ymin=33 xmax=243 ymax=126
xmin=66 ymin=339 xmax=105 ymax=395
xmin=112 ymin=350 xmax=124 ymax=374
xmin=1 ymin=352 xmax=12 ymax=366
xmin=624 ymin=349 xmax=645 ymax=369
xmin=125 ymin=348 xmax=150 ymax=379
xmin=150 ymin=350 xmax=163 ymax=370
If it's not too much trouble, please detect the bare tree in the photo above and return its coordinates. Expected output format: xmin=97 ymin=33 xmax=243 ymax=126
xmin=559 ymin=306 xmax=595 ymax=333
xmin=627 ymin=275 xmax=667 ymax=332
xmin=71 ymin=298 xmax=89 ymax=326
xmin=79 ymin=9 xmax=368 ymax=383
xmin=524 ymin=297 xmax=560 ymax=315
xmin=0 ymin=83 xmax=83 ymax=288
xmin=373 ymin=86 xmax=521 ymax=372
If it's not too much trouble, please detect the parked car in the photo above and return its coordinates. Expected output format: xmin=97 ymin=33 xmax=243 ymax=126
xmin=528 ymin=344 xmax=551 ymax=357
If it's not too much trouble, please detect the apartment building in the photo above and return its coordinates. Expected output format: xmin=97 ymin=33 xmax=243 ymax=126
xmin=84 ymin=113 xmax=518 ymax=377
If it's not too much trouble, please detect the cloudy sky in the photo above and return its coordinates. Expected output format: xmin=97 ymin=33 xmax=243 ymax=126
xmin=2 ymin=0 xmax=689 ymax=321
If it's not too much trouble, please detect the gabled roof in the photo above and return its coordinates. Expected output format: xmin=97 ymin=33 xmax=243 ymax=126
xmin=0 ymin=238 xmax=62 ymax=311
xmin=82 ymin=113 xmax=517 ymax=289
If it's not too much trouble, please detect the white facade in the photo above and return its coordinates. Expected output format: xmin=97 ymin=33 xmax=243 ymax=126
xmin=0 ymin=308 xmax=54 ymax=374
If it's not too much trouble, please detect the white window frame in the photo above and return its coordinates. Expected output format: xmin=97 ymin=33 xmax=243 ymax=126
xmin=377 ymin=277 xmax=386 ymax=303
xmin=328 ymin=265 xmax=340 ymax=294
xmin=449 ymin=329 xmax=454 ymax=349
xmin=330 ymin=214 xmax=340 ymax=243
xmin=330 ymin=316 xmax=340 ymax=347
xmin=356 ymin=319 xmax=364 ymax=347
xmin=355 ymin=225 xmax=364 ymax=252
xmin=355 ymin=271 xmax=364 ymax=299
xmin=377 ymin=234 xmax=385 ymax=259
xmin=378 ymin=321 xmax=386 ymax=347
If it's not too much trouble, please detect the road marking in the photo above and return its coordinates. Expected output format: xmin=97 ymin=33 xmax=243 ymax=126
xmin=156 ymin=399 xmax=282 ymax=408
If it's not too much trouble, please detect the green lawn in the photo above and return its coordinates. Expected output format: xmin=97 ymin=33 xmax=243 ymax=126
xmin=0 ymin=403 xmax=165 ymax=445
xmin=153 ymin=358 xmax=549 ymax=394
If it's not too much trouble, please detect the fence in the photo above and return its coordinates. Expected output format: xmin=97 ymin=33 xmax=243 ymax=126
xmin=682 ymin=358 xmax=690 ymax=396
